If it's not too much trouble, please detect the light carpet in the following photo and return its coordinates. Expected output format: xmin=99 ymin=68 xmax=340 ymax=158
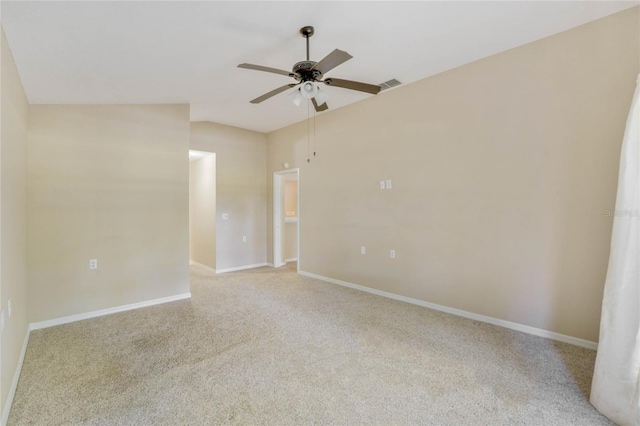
xmin=8 ymin=263 xmax=611 ymax=425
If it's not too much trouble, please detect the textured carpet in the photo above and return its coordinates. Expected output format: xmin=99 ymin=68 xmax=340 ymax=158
xmin=8 ymin=263 xmax=611 ymax=425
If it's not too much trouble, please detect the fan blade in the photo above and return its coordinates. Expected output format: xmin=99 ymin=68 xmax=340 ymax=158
xmin=312 ymin=98 xmax=329 ymax=112
xmin=311 ymin=49 xmax=353 ymax=75
xmin=324 ymin=78 xmax=381 ymax=95
xmin=250 ymin=84 xmax=297 ymax=104
xmin=238 ymin=63 xmax=294 ymax=77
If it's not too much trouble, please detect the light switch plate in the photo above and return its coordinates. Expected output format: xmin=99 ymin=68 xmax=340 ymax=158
xmin=242 ymin=236 xmax=247 ymax=242
xmin=386 ymin=179 xmax=393 ymax=189
xmin=390 ymin=250 xmax=396 ymax=259
xmin=380 ymin=180 xmax=386 ymax=189
xmin=361 ymin=246 xmax=366 ymax=255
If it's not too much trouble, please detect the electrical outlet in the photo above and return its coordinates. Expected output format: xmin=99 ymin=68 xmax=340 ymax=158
xmin=361 ymin=246 xmax=366 ymax=255
xmin=0 ymin=311 xmax=5 ymax=333
xmin=242 ymin=236 xmax=247 ymax=242
xmin=380 ymin=180 xmax=386 ymax=189
xmin=390 ymin=250 xmax=396 ymax=259
xmin=90 ymin=259 xmax=98 ymax=270
xmin=386 ymin=179 xmax=393 ymax=189
xmin=8 ymin=299 xmax=12 ymax=318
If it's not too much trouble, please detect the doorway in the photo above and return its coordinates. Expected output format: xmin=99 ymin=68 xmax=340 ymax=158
xmin=189 ymin=150 xmax=216 ymax=272
xmin=273 ymin=169 xmax=300 ymax=271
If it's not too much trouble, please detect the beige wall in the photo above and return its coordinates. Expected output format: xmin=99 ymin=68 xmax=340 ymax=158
xmin=0 ymin=28 xmax=29 ymax=417
xmin=190 ymin=122 xmax=267 ymax=270
xmin=267 ymin=7 xmax=640 ymax=342
xmin=28 ymin=104 xmax=191 ymax=323
xmin=189 ymin=154 xmax=216 ymax=269
xmin=284 ymin=179 xmax=298 ymax=217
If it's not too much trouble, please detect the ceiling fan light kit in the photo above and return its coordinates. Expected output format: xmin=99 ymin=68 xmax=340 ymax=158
xmin=238 ymin=25 xmax=382 ymax=112
xmin=300 ymin=81 xmax=318 ymax=99
xmin=314 ymin=88 xmax=328 ymax=106
xmin=289 ymin=89 xmax=304 ymax=107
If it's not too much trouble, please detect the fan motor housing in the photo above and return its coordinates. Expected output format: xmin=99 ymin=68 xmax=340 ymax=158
xmin=292 ymin=61 xmax=321 ymax=81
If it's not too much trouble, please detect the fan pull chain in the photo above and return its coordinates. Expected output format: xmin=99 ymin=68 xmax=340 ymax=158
xmin=313 ymin=107 xmax=317 ymax=158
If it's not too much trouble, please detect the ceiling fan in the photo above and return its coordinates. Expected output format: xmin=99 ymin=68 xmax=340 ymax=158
xmin=238 ymin=26 xmax=381 ymax=112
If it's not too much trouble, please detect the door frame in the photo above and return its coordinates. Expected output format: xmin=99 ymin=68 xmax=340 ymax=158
xmin=273 ymin=168 xmax=300 ymax=271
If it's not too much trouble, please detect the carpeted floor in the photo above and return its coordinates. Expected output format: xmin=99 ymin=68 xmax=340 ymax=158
xmin=8 ymin=263 xmax=611 ymax=425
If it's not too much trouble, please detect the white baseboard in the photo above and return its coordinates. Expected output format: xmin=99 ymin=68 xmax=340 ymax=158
xmin=298 ymin=270 xmax=598 ymax=350
xmin=266 ymin=263 xmax=275 ymax=267
xmin=285 ymin=257 xmax=298 ymax=262
xmin=189 ymin=260 xmax=216 ymax=273
xmin=216 ymin=263 xmax=268 ymax=274
xmin=29 ymin=293 xmax=192 ymax=331
xmin=2 ymin=327 xmax=30 ymax=426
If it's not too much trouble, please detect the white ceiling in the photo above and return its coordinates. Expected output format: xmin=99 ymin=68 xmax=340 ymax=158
xmin=1 ymin=1 xmax=637 ymax=133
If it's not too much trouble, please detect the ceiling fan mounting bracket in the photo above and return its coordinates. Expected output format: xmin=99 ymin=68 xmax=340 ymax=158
xmin=299 ymin=26 xmax=314 ymax=38
xmin=300 ymin=26 xmax=315 ymax=61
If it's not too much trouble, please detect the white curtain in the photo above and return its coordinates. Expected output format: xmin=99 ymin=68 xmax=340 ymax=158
xmin=591 ymin=73 xmax=640 ymax=426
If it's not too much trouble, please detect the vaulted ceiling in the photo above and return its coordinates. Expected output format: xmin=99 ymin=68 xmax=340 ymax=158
xmin=1 ymin=1 xmax=637 ymax=133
